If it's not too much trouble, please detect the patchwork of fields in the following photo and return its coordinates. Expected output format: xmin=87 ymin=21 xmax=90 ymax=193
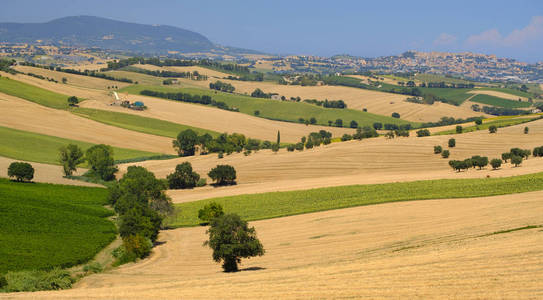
xmin=1 ymin=61 xmax=542 ymax=298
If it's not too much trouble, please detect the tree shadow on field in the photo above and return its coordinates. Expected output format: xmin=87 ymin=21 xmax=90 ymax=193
xmin=239 ymin=267 xmax=266 ymax=272
xmin=153 ymin=241 xmax=167 ymax=246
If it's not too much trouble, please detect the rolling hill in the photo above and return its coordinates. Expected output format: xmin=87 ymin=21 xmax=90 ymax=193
xmin=0 ymin=16 xmax=257 ymax=55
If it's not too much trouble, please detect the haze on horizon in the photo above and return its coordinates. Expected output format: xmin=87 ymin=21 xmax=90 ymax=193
xmin=1 ymin=0 xmax=542 ymax=62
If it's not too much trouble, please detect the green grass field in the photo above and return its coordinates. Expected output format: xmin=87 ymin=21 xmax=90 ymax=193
xmin=101 ymin=70 xmax=164 ymax=85
xmin=167 ymin=171 xmax=543 ymax=227
xmin=0 ymin=126 xmax=164 ymax=165
xmin=0 ymin=178 xmax=115 ymax=273
xmin=479 ymin=87 xmax=533 ymax=98
xmin=0 ymin=76 xmax=68 ymax=109
xmin=470 ymin=94 xmax=532 ymax=109
xmin=433 ymin=117 xmax=536 ymax=135
xmin=121 ymin=85 xmax=414 ymax=128
xmin=72 ymin=108 xmax=219 ymax=138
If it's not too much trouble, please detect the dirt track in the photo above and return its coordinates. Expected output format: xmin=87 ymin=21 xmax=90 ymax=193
xmin=120 ymin=118 xmax=543 ymax=202
xmin=9 ymin=190 xmax=543 ymax=299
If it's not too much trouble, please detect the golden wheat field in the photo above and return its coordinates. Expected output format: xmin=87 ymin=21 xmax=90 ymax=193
xmin=7 ymin=190 xmax=542 ymax=299
xmin=0 ymin=92 xmax=175 ymax=154
xmin=119 ymin=118 xmax=543 ymax=202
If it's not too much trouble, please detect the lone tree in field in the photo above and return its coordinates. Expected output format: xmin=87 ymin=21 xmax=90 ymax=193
xmin=208 ymin=165 xmax=237 ymax=185
xmin=7 ymin=162 xmax=34 ymax=182
xmin=198 ymin=202 xmax=225 ymax=224
xmin=67 ymin=96 xmax=79 ymax=106
xmin=448 ymin=138 xmax=456 ymax=148
xmin=167 ymin=162 xmax=200 ymax=189
xmin=488 ymin=125 xmax=498 ymax=133
xmin=456 ymin=125 xmax=463 ymax=134
xmin=59 ymin=144 xmax=84 ymax=176
xmin=86 ymin=144 xmax=117 ymax=181
xmin=441 ymin=150 xmax=450 ymax=158
xmin=173 ymin=129 xmax=198 ymax=156
xmin=434 ymin=145 xmax=442 ymax=154
xmin=490 ymin=158 xmax=502 ymax=170
xmin=524 ymin=126 xmax=529 ymax=134
xmin=204 ymin=213 xmax=265 ymax=272
xmin=475 ymin=118 xmax=483 ymax=125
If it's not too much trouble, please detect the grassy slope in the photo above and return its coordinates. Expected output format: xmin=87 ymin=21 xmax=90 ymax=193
xmin=72 ymin=108 xmax=219 ymax=138
xmin=470 ymin=94 xmax=532 ymax=109
xmin=433 ymin=117 xmax=536 ymax=135
xmin=168 ymin=171 xmax=543 ymax=227
xmin=0 ymin=76 xmax=68 ymax=109
xmin=480 ymin=87 xmax=533 ymax=98
xmin=0 ymin=126 xmax=163 ymax=165
xmin=121 ymin=85 xmax=414 ymax=128
xmin=0 ymin=178 xmax=116 ymax=273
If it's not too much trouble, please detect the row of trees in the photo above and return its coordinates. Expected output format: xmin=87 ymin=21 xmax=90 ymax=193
xmin=173 ymin=129 xmax=273 ymax=157
xmin=209 ymin=80 xmax=235 ymax=93
xmin=303 ymin=99 xmax=347 ymax=109
xmin=19 ymin=62 xmax=133 ymax=83
xmin=140 ymin=90 xmax=237 ymax=112
xmin=128 ymin=67 xmax=208 ymax=80
xmin=167 ymin=162 xmax=237 ymax=188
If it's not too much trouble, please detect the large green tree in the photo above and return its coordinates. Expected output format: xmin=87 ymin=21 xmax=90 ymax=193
xmin=167 ymin=162 xmax=200 ymax=189
xmin=208 ymin=165 xmax=237 ymax=186
xmin=7 ymin=162 xmax=34 ymax=182
xmin=204 ymin=213 xmax=265 ymax=272
xmin=173 ymin=129 xmax=199 ymax=156
xmin=85 ymin=144 xmax=117 ymax=180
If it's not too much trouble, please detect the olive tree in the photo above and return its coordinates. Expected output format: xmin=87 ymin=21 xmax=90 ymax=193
xmin=490 ymin=158 xmax=502 ymax=169
xmin=511 ymin=155 xmax=523 ymax=167
xmin=448 ymin=138 xmax=456 ymax=148
xmin=204 ymin=213 xmax=265 ymax=272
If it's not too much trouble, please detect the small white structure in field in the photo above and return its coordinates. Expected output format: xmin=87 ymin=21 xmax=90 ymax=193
xmin=271 ymin=94 xmax=281 ymax=100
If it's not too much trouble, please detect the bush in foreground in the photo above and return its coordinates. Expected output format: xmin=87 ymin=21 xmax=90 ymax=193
xmin=204 ymin=213 xmax=265 ymax=272
xmin=7 ymin=162 xmax=34 ymax=182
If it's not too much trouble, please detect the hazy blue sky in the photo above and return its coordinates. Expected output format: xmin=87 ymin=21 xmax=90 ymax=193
xmin=1 ymin=0 xmax=543 ymax=61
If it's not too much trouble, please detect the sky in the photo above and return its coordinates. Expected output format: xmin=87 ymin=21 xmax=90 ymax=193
xmin=1 ymin=0 xmax=543 ymax=62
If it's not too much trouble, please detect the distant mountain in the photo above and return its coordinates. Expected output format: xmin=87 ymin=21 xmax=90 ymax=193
xmin=0 ymin=16 xmax=258 ymax=55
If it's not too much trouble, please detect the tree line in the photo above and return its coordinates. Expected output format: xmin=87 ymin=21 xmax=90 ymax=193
xmin=126 ymin=66 xmax=208 ymax=80
xmin=140 ymin=90 xmax=238 ymax=112
xmin=19 ymin=62 xmax=134 ymax=83
xmin=209 ymin=80 xmax=235 ymax=93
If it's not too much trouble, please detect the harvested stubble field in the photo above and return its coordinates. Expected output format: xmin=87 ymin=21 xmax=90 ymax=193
xmin=120 ymin=118 xmax=543 ymax=202
xmin=13 ymin=65 xmax=131 ymax=90
xmin=0 ymin=156 xmax=99 ymax=187
xmin=0 ymin=92 xmax=175 ymax=155
xmin=12 ymin=190 xmax=543 ymax=299
xmin=168 ymin=72 xmax=488 ymax=122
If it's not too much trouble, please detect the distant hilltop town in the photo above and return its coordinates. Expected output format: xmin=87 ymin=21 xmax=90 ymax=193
xmin=260 ymin=51 xmax=543 ymax=83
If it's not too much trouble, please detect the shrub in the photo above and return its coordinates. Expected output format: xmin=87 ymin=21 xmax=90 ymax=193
xmin=167 ymin=162 xmax=200 ymax=189
xmin=208 ymin=165 xmax=237 ymax=185
xmin=122 ymin=234 xmax=153 ymax=261
xmin=391 ymin=112 xmax=400 ymax=118
xmin=82 ymin=262 xmax=103 ymax=274
xmin=511 ymin=155 xmax=523 ymax=167
xmin=488 ymin=125 xmax=498 ymax=133
xmin=196 ymin=178 xmax=207 ymax=187
xmin=204 ymin=214 xmax=265 ymax=272
xmin=373 ymin=122 xmax=383 ymax=130
xmin=254 ymin=110 xmax=260 ymax=116
xmin=533 ymin=146 xmax=543 ymax=157
xmin=218 ymin=152 xmax=224 ymax=159
xmin=434 ymin=145 xmax=442 ymax=154
xmin=416 ymin=129 xmax=430 ymax=137
xmin=334 ymin=119 xmax=343 ymax=127
xmin=441 ymin=150 xmax=450 ymax=158
xmin=198 ymin=202 xmax=225 ymax=224
xmin=341 ymin=134 xmax=352 ymax=141
xmin=3 ymin=268 xmax=75 ymax=292
xmin=475 ymin=118 xmax=483 ymax=125
xmin=448 ymin=138 xmax=456 ymax=148
xmin=501 ymin=152 xmax=511 ymax=162
xmin=524 ymin=126 xmax=529 ymax=134
xmin=305 ymin=140 xmax=314 ymax=149
xmin=7 ymin=162 xmax=34 ymax=182
xmin=456 ymin=125 xmax=463 ymax=134
xmin=323 ymin=138 xmax=331 ymax=145
xmin=67 ymin=96 xmax=79 ymax=106
xmin=287 ymin=144 xmax=295 ymax=152
xmin=490 ymin=158 xmax=502 ymax=169
xmin=295 ymin=142 xmax=304 ymax=151
xmin=310 ymin=117 xmax=317 ymax=124
xmin=349 ymin=120 xmax=358 ymax=128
